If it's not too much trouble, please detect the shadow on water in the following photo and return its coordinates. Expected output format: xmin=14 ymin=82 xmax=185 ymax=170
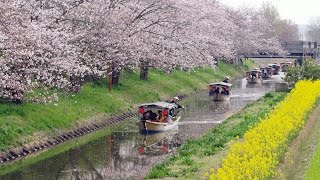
xmin=0 ymin=75 xmax=284 ymax=179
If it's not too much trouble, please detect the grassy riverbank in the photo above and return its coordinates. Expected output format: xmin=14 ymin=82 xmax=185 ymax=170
xmin=274 ymin=104 xmax=320 ymax=180
xmin=146 ymin=92 xmax=287 ymax=179
xmin=305 ymin=125 xmax=320 ymax=179
xmin=0 ymin=61 xmax=253 ymax=152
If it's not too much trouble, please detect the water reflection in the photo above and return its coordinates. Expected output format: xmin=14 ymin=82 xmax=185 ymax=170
xmin=137 ymin=131 xmax=181 ymax=155
xmin=209 ymin=101 xmax=230 ymax=114
xmin=246 ymin=83 xmax=262 ymax=89
xmin=2 ymin=132 xmax=180 ymax=180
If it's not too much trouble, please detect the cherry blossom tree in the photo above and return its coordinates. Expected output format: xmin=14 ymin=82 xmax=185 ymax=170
xmin=0 ymin=0 xmax=286 ymax=103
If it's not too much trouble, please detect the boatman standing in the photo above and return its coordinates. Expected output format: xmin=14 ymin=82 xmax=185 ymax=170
xmin=222 ymin=77 xmax=229 ymax=83
xmin=169 ymin=96 xmax=183 ymax=109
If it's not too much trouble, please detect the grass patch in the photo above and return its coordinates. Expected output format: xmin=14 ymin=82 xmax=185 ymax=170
xmin=306 ymin=141 xmax=320 ymax=179
xmin=145 ymin=92 xmax=287 ymax=179
xmin=304 ymin=105 xmax=320 ymax=180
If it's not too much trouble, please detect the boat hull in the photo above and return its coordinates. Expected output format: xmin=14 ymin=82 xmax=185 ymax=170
xmin=281 ymin=67 xmax=289 ymax=72
xmin=137 ymin=117 xmax=180 ymax=134
xmin=246 ymin=77 xmax=261 ymax=84
xmin=209 ymin=93 xmax=230 ymax=101
xmin=273 ymin=69 xmax=280 ymax=75
xmin=261 ymin=73 xmax=272 ymax=79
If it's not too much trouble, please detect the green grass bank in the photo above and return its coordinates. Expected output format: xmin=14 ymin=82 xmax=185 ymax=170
xmin=146 ymin=92 xmax=287 ymax=179
xmin=0 ymin=60 xmax=254 ymax=152
xmin=305 ymin=140 xmax=320 ymax=179
xmin=305 ymin=107 xmax=320 ymax=180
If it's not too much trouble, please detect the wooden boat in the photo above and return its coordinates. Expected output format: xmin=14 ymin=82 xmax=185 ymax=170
xmin=208 ymin=82 xmax=232 ymax=101
xmin=246 ymin=69 xmax=261 ymax=84
xmin=280 ymin=61 xmax=293 ymax=72
xmin=260 ymin=67 xmax=273 ymax=79
xmin=270 ymin=63 xmax=281 ymax=75
xmin=136 ymin=102 xmax=181 ymax=134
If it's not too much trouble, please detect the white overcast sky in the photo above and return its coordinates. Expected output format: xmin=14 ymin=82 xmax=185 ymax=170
xmin=221 ymin=0 xmax=320 ymax=25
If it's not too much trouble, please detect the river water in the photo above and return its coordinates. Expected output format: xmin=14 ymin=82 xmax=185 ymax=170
xmin=0 ymin=75 xmax=284 ymax=180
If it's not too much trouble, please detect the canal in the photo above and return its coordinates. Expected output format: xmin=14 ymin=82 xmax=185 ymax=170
xmin=0 ymin=75 xmax=284 ymax=180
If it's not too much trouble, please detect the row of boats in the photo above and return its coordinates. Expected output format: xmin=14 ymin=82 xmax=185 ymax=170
xmin=137 ymin=61 xmax=293 ymax=134
xmin=246 ymin=61 xmax=292 ymax=83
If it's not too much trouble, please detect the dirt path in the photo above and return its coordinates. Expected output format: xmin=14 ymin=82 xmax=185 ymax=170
xmin=275 ymin=105 xmax=320 ymax=180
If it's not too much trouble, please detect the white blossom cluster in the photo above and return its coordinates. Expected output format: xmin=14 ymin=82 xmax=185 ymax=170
xmin=0 ymin=0 xmax=285 ymax=103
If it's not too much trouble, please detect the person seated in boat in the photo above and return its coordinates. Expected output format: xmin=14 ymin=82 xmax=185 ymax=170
xmin=169 ymin=96 xmax=183 ymax=109
xmin=209 ymin=86 xmax=216 ymax=95
xmin=222 ymin=77 xmax=229 ymax=83
xmin=263 ymin=68 xmax=267 ymax=76
xmin=251 ymin=69 xmax=258 ymax=78
xmin=225 ymin=86 xmax=230 ymax=95
xmin=221 ymin=86 xmax=229 ymax=95
xmin=157 ymin=110 xmax=166 ymax=122
xmin=221 ymin=87 xmax=225 ymax=95
xmin=213 ymin=87 xmax=220 ymax=94
xmin=142 ymin=111 xmax=151 ymax=120
xmin=150 ymin=111 xmax=157 ymax=121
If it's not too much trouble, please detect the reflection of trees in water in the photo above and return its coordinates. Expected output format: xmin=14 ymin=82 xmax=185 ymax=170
xmin=3 ymin=132 xmax=179 ymax=180
xmin=53 ymin=132 xmax=176 ymax=179
xmin=58 ymin=149 xmax=104 ymax=180
xmin=97 ymin=132 xmax=181 ymax=179
xmin=137 ymin=132 xmax=182 ymax=156
xmin=209 ymin=101 xmax=230 ymax=114
xmin=261 ymin=82 xmax=275 ymax=89
xmin=246 ymin=83 xmax=262 ymax=89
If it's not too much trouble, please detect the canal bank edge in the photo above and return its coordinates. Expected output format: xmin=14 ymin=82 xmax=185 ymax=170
xmin=0 ymin=60 xmax=255 ymax=166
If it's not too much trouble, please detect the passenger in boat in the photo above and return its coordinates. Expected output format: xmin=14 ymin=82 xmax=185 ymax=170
xmin=251 ymin=69 xmax=258 ymax=78
xmin=214 ymin=87 xmax=220 ymax=94
xmin=209 ymin=86 xmax=216 ymax=95
xmin=221 ymin=86 xmax=230 ymax=95
xmin=150 ymin=111 xmax=157 ymax=121
xmin=263 ymin=68 xmax=267 ymax=76
xmin=142 ymin=111 xmax=151 ymax=120
xmin=157 ymin=110 xmax=166 ymax=122
xmin=222 ymin=77 xmax=229 ymax=83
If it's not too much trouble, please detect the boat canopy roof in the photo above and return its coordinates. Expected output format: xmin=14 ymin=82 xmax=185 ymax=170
xmin=209 ymin=82 xmax=232 ymax=87
xmin=260 ymin=67 xmax=272 ymax=69
xmin=247 ymin=69 xmax=261 ymax=73
xmin=280 ymin=61 xmax=292 ymax=64
xmin=138 ymin=101 xmax=178 ymax=109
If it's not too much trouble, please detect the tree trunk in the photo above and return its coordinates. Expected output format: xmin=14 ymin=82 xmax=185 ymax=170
xmin=112 ymin=62 xmax=120 ymax=86
xmin=108 ymin=63 xmax=112 ymax=92
xmin=140 ymin=61 xmax=149 ymax=80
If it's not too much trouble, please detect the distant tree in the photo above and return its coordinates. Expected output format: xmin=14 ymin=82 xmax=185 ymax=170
xmin=260 ymin=2 xmax=299 ymax=41
xmin=285 ymin=59 xmax=320 ymax=85
xmin=306 ymin=17 xmax=320 ymax=41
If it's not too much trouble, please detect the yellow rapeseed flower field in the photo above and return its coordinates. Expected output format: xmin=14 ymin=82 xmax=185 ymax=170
xmin=210 ymin=80 xmax=320 ymax=180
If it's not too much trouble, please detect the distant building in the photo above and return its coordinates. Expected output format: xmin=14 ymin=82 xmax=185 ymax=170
xmin=281 ymin=41 xmax=320 ymax=61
